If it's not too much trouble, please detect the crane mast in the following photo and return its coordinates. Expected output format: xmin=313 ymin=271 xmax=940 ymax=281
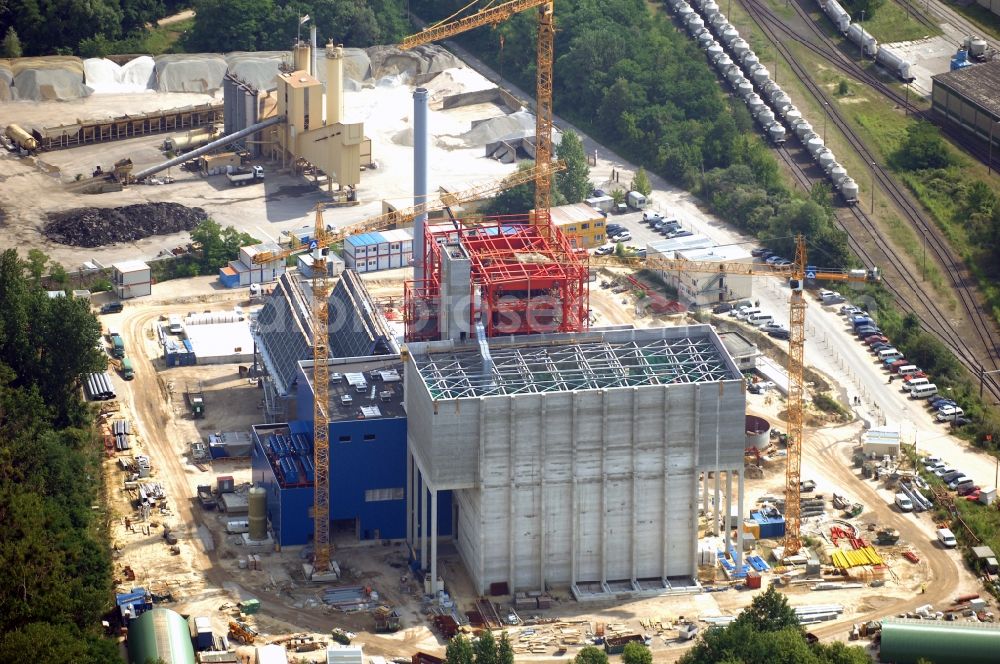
xmin=310 ymin=204 xmax=332 ymax=573
xmin=403 ymin=0 xmax=556 ymax=216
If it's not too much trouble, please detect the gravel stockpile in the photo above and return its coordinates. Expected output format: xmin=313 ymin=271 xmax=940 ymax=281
xmin=312 ymin=47 xmax=371 ymax=85
xmin=84 ymin=56 xmax=156 ymax=93
xmin=367 ymin=45 xmax=462 ymax=82
xmin=11 ymin=56 xmax=90 ymax=101
xmin=0 ymin=61 xmax=14 ymax=101
xmin=154 ymin=54 xmax=227 ymax=93
xmin=225 ymin=51 xmax=288 ymax=90
xmin=461 ymin=110 xmax=536 ymax=147
xmin=44 ymin=203 xmax=208 ymax=247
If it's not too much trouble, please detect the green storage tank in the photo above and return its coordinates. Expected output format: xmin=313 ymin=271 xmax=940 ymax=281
xmin=127 ymin=607 xmax=196 ymax=664
xmin=880 ymin=617 xmax=1000 ymax=664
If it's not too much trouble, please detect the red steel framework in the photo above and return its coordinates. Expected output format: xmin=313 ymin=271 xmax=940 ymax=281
xmin=404 ymin=213 xmax=589 ymax=341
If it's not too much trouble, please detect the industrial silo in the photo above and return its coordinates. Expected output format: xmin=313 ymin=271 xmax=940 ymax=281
xmin=249 ymin=485 xmax=268 ymax=540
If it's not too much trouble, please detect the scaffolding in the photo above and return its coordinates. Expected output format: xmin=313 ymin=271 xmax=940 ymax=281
xmin=410 ymin=329 xmax=736 ymax=399
xmin=404 ymin=213 xmax=588 ymax=341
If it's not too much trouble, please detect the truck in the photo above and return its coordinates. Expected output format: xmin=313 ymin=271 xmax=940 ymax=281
xmin=226 ymin=165 xmax=264 ymax=186
xmin=186 ymin=381 xmax=205 ymax=418
xmin=120 ymin=357 xmax=135 ymax=380
xmin=603 ymin=634 xmax=645 ymax=654
xmin=111 ymin=334 xmax=126 ymax=359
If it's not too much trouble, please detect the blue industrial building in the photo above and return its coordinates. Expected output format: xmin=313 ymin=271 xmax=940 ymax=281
xmin=251 ymin=357 xmax=451 ymax=546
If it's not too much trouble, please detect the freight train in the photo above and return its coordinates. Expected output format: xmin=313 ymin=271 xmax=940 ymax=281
xmin=667 ymin=0 xmax=860 ymax=203
xmin=820 ymin=0 xmax=915 ymax=81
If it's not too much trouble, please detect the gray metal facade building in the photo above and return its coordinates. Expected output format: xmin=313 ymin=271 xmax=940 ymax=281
xmin=403 ymin=325 xmax=746 ymax=597
xmin=932 ymin=61 xmax=1000 ymax=157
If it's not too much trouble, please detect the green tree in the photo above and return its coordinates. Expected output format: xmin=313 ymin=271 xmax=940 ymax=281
xmin=893 ymin=121 xmax=953 ymax=171
xmin=556 ymin=130 xmax=591 ymax=203
xmin=3 ymin=26 xmax=23 ymax=57
xmin=25 ymin=249 xmax=49 ymax=282
xmin=190 ymin=219 xmax=258 ymax=275
xmin=631 ymin=166 xmax=653 ymax=197
xmin=474 ymin=630 xmax=498 ymax=664
xmin=445 ymin=634 xmax=475 ymax=664
xmin=621 ymin=642 xmax=652 ymax=664
xmin=497 ymin=632 xmax=514 ymax=664
xmin=574 ymin=646 xmax=609 ymax=664
xmin=732 ymin=585 xmax=800 ymax=633
xmin=482 ymin=162 xmax=537 ymax=215
xmin=49 ymin=261 xmax=69 ymax=288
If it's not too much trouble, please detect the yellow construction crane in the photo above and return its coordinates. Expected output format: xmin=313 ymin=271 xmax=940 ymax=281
xmin=592 ymin=235 xmax=879 ymax=555
xmin=402 ymin=0 xmax=556 ymax=214
xmin=251 ymin=160 xmax=563 ymax=574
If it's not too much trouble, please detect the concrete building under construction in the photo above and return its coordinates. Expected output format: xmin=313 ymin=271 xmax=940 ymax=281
xmin=402 ymin=325 xmax=746 ymax=598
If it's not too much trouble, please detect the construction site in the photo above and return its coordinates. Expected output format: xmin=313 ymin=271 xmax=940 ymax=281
xmin=4 ymin=3 xmax=1000 ymax=664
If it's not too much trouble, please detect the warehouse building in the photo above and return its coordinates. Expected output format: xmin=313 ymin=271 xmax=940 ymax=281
xmin=932 ymin=61 xmax=1000 ymax=159
xmin=403 ymin=325 xmax=746 ymax=597
xmin=252 ymin=270 xmax=397 ymax=421
xmin=549 ymin=202 xmax=607 ymax=249
xmin=250 ymin=356 xmax=451 ymax=546
xmin=647 ymin=241 xmax=753 ymax=307
xmin=343 ymin=229 xmax=413 ymax=273
xmin=112 ymin=260 xmax=152 ymax=299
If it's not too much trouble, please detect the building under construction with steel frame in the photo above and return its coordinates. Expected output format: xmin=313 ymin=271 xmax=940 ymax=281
xmin=403 ymin=213 xmax=589 ymax=342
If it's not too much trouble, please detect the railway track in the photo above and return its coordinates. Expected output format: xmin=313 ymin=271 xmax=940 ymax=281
xmin=747 ymin=0 xmax=1000 ymax=170
xmin=739 ymin=0 xmax=1000 ymax=401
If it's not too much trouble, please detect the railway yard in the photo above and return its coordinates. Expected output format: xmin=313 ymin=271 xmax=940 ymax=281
xmin=4 ymin=1 xmax=1000 ymax=664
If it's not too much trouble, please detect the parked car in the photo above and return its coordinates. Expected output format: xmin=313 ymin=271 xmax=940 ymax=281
xmin=668 ymin=229 xmax=693 ymax=239
xmin=925 ymin=462 xmax=946 ymax=473
xmin=865 ymin=335 xmax=889 ymax=345
xmin=921 ymin=455 xmax=943 ymax=466
xmin=948 ymin=475 xmax=971 ymax=490
xmin=100 ymin=301 xmax=124 ymax=314
xmin=856 ymin=326 xmax=879 ymax=338
xmin=937 ymin=407 xmax=964 ymax=422
xmin=765 ymin=255 xmax=783 ymax=265
xmin=642 ymin=211 xmax=663 ymax=223
xmin=768 ymin=328 xmax=790 ymax=340
xmin=951 ymin=416 xmax=971 ymax=428
xmin=751 ymin=247 xmax=769 ymax=258
xmin=957 ymin=483 xmax=979 ymax=496
xmin=870 ymin=343 xmax=892 ymax=352
xmin=775 ymin=258 xmax=793 ymax=266
xmin=612 ymin=231 xmax=632 ymax=242
xmin=712 ymin=303 xmax=734 ymax=314
xmin=593 ymin=245 xmax=614 ymax=256
xmin=841 ymin=305 xmax=860 ymax=316
xmin=939 ymin=469 xmax=963 ymax=482
xmin=606 ymin=223 xmax=625 ymax=235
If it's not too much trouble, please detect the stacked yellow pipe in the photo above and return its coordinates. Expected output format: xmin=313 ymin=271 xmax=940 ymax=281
xmin=831 ymin=546 xmax=884 ymax=569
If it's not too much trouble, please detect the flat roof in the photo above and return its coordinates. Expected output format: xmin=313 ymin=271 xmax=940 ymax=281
xmin=933 ymin=60 xmax=1000 ymax=115
xmin=242 ymin=241 xmax=282 ymax=258
xmin=301 ymin=357 xmax=406 ymax=421
xmin=550 ymin=202 xmax=603 ymax=226
xmin=112 ymin=259 xmax=150 ymax=273
xmin=717 ymin=331 xmax=758 ymax=360
xmin=676 ymin=245 xmax=752 ymax=261
xmin=408 ymin=325 xmax=741 ymax=400
xmin=647 ymin=235 xmax=713 ymax=255
xmin=184 ymin=321 xmax=255 ymax=359
xmin=279 ymin=70 xmax=321 ymax=88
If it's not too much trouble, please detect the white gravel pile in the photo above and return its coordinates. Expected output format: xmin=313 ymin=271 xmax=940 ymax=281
xmin=84 ymin=57 xmax=155 ymax=94
xmin=10 ymin=56 xmax=90 ymax=101
xmin=119 ymin=56 xmax=156 ymax=89
xmin=225 ymin=51 xmax=289 ymax=91
xmin=154 ymin=54 xmax=227 ymax=93
xmin=368 ymin=44 xmax=462 ymax=81
xmin=460 ymin=110 xmax=536 ymax=147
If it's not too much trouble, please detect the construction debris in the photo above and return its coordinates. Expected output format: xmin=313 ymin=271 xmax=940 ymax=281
xmin=44 ymin=202 xmax=208 ymax=247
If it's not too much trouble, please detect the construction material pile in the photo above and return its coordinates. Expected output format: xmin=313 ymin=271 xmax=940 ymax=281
xmin=460 ymin=110 xmax=536 ymax=147
xmin=83 ymin=56 xmax=156 ymax=93
xmin=0 ymin=61 xmax=14 ymax=101
xmin=367 ymin=45 xmax=462 ymax=82
xmin=45 ymin=202 xmax=208 ymax=247
xmin=154 ymin=54 xmax=227 ymax=93
xmin=225 ymin=51 xmax=289 ymax=91
xmin=10 ymin=56 xmax=91 ymax=101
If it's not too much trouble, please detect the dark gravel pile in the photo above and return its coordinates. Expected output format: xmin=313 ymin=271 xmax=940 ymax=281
xmin=44 ymin=202 xmax=208 ymax=247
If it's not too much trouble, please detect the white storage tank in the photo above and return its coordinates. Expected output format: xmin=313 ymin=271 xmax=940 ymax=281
xmin=706 ymin=42 xmax=725 ymax=61
xmin=715 ymin=54 xmax=733 ymax=71
xmin=875 ymin=46 xmax=913 ymax=81
xmin=702 ymin=0 xmax=721 ymax=19
xmin=698 ymin=31 xmax=715 ymax=48
xmin=746 ymin=94 xmax=766 ymax=116
xmin=765 ymin=85 xmax=785 ymax=103
xmin=795 ymin=121 xmax=814 ymax=140
xmin=727 ymin=67 xmax=744 ymax=85
xmin=668 ymin=0 xmax=688 ymax=10
xmin=751 ymin=65 xmax=770 ymax=86
xmin=784 ymin=107 xmax=802 ymax=125
xmin=756 ymin=108 xmax=776 ymax=126
xmin=742 ymin=52 xmax=760 ymax=70
xmin=710 ymin=14 xmax=728 ymax=32
xmin=761 ymin=80 xmax=779 ymax=98
xmin=722 ymin=27 xmax=739 ymax=45
xmin=968 ymin=36 xmax=988 ymax=59
xmin=840 ymin=177 xmax=859 ymax=202
xmin=738 ymin=80 xmax=754 ymax=98
xmin=678 ymin=4 xmax=695 ymax=22
xmin=829 ymin=164 xmax=847 ymax=184
xmin=687 ymin=15 xmax=706 ymax=34
xmin=731 ymin=38 xmax=750 ymax=59
xmin=847 ymin=24 xmax=878 ymax=57
xmin=772 ymin=92 xmax=792 ymax=111
xmin=818 ymin=149 xmax=835 ymax=170
xmin=768 ymin=123 xmax=787 ymax=144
